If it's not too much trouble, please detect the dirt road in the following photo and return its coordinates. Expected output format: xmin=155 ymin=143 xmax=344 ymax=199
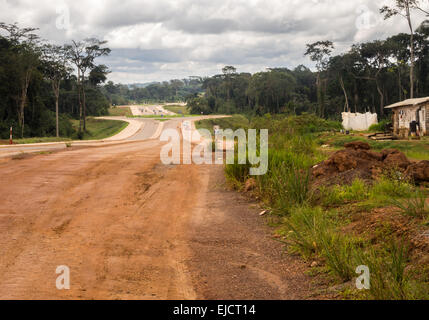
xmin=0 ymin=120 xmax=317 ymax=300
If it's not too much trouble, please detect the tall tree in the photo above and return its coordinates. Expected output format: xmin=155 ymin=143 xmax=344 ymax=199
xmin=42 ymin=44 xmax=71 ymax=137
xmin=381 ymin=0 xmax=429 ymax=99
xmin=354 ymin=41 xmax=391 ymax=115
xmin=0 ymin=23 xmax=40 ymax=137
xmin=304 ymin=41 xmax=334 ymax=118
xmin=66 ymin=39 xmax=110 ymax=134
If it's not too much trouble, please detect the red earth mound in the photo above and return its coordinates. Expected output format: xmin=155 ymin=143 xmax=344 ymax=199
xmin=312 ymin=141 xmax=429 ymax=187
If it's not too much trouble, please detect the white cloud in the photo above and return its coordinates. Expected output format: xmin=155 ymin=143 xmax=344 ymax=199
xmin=0 ymin=0 xmax=428 ymax=83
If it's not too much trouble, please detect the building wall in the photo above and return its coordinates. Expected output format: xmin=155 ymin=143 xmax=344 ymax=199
xmin=392 ymin=103 xmax=429 ymax=137
xmin=426 ymin=104 xmax=429 ymax=134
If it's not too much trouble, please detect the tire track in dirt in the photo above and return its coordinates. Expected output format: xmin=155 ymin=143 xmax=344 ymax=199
xmin=0 ymin=124 xmax=321 ymax=300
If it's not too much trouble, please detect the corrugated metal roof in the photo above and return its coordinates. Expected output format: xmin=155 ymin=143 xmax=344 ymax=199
xmin=384 ymin=97 xmax=429 ymax=109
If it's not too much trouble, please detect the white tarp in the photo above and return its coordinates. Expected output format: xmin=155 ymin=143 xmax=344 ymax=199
xmin=342 ymin=112 xmax=378 ymax=131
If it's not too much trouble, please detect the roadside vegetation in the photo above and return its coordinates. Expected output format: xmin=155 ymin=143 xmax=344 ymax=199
xmin=0 ymin=118 xmax=127 ymax=144
xmin=163 ymin=105 xmax=191 ymax=115
xmin=108 ymin=107 xmax=133 ymax=117
xmin=70 ymin=118 xmax=128 ymax=140
xmin=2 ymin=137 xmax=72 ymax=145
xmin=198 ymin=114 xmax=429 ymax=300
xmin=0 ymin=23 xmax=111 ymax=140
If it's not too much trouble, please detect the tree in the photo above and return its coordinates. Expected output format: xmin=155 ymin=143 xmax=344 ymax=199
xmin=0 ymin=23 xmax=40 ymax=137
xmin=381 ymin=0 xmax=429 ymax=98
xmin=89 ymin=64 xmax=110 ymax=87
xmin=304 ymin=41 xmax=334 ymax=118
xmin=329 ymin=55 xmax=351 ymax=112
xmin=354 ymin=41 xmax=391 ymax=115
xmin=42 ymin=44 xmax=71 ymax=137
xmin=222 ymin=66 xmax=237 ymax=101
xmin=66 ymin=39 xmax=110 ymax=134
xmin=81 ymin=39 xmax=111 ymax=129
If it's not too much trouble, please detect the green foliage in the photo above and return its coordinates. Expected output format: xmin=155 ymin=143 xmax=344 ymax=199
xmin=195 ymin=115 xmax=250 ymax=134
xmin=71 ymin=118 xmax=128 ymax=141
xmin=369 ymin=120 xmax=391 ymax=132
xmin=102 ymin=78 xmax=203 ymax=105
xmin=319 ymin=232 xmax=357 ymax=281
xmin=269 ymin=162 xmax=311 ymax=210
xmin=108 ymin=107 xmax=133 ymax=117
xmin=163 ymin=105 xmax=190 ymax=115
xmin=285 ymin=206 xmax=330 ymax=258
xmin=0 ymin=24 xmax=111 ymax=139
xmin=354 ymin=241 xmax=425 ymax=300
xmin=284 ymin=205 xmax=357 ymax=281
xmin=370 ymin=175 xmax=415 ymax=200
xmin=390 ymin=190 xmax=429 ymax=218
xmin=320 ymin=179 xmax=369 ymax=206
xmin=11 ymin=137 xmax=72 ymax=144
xmin=220 ymin=113 xmax=429 ymax=299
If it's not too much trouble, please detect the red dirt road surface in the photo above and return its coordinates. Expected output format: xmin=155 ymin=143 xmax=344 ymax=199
xmin=0 ymin=122 xmax=317 ymax=300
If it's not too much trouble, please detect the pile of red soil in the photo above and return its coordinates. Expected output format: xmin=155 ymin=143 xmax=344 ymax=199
xmin=312 ymin=141 xmax=429 ymax=187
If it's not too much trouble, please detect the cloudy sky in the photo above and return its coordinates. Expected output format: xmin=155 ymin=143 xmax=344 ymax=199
xmin=0 ymin=0 xmax=428 ymax=84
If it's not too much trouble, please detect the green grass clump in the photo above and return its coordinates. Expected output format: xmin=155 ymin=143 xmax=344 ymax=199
xmin=321 ymin=133 xmax=429 ymax=160
xmin=12 ymin=137 xmax=72 ymax=145
xmin=284 ymin=205 xmax=358 ymax=281
xmin=354 ymin=241 xmax=428 ymax=300
xmin=268 ymin=164 xmax=311 ymax=210
xmin=163 ymin=105 xmax=190 ymax=115
xmin=284 ymin=206 xmax=332 ymax=258
xmin=390 ymin=190 xmax=429 ymax=218
xmin=108 ymin=107 xmax=133 ymax=117
xmin=370 ymin=176 xmax=415 ymax=200
xmin=320 ymin=179 xmax=369 ymax=206
xmin=369 ymin=120 xmax=391 ymax=132
xmin=71 ymin=118 xmax=129 ymax=140
xmin=284 ymin=206 xmax=428 ymax=298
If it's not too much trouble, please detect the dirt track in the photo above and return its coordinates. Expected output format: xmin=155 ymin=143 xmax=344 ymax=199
xmin=0 ymin=123 xmax=317 ymax=300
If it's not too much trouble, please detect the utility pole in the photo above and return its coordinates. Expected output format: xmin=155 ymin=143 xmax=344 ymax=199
xmin=9 ymin=127 xmax=13 ymax=145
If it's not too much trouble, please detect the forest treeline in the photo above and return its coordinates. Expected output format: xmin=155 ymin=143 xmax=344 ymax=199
xmin=1 ymin=2 xmax=429 ymax=138
xmin=101 ymin=77 xmax=204 ymax=106
xmin=0 ymin=23 xmax=111 ymax=139
xmin=187 ymin=21 xmax=429 ymax=119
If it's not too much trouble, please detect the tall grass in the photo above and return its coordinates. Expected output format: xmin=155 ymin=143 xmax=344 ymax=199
xmin=320 ymin=179 xmax=369 ymax=206
xmin=284 ymin=205 xmax=357 ymax=281
xmin=284 ymin=205 xmax=427 ymax=298
xmin=390 ymin=190 xmax=429 ymax=218
xmin=220 ymin=114 xmax=429 ymax=299
xmin=355 ymin=241 xmax=417 ymax=300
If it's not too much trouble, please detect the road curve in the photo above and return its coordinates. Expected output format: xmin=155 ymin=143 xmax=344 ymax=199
xmin=0 ymin=116 xmax=320 ymax=300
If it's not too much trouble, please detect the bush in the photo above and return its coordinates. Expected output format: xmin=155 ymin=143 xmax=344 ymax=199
xmin=369 ymin=120 xmax=391 ymax=132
